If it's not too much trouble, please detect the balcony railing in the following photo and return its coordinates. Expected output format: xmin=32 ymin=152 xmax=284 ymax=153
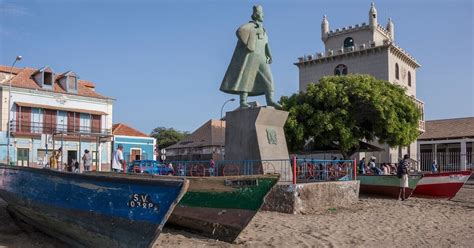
xmin=10 ymin=121 xmax=111 ymax=135
xmin=411 ymin=96 xmax=425 ymax=133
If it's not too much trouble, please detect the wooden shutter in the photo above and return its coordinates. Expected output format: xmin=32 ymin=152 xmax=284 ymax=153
xmin=17 ymin=107 xmax=31 ymax=133
xmin=91 ymin=115 xmax=101 ymax=133
xmin=67 ymin=112 xmax=75 ymax=132
xmin=43 ymin=109 xmax=57 ymax=134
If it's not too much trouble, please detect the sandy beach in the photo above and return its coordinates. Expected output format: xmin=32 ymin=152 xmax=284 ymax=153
xmin=1 ymin=184 xmax=473 ymax=248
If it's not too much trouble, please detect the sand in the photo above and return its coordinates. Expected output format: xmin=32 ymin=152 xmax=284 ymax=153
xmin=1 ymin=184 xmax=473 ymax=248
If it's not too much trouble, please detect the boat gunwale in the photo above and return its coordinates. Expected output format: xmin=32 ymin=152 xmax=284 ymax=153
xmin=0 ymin=164 xmax=187 ymax=186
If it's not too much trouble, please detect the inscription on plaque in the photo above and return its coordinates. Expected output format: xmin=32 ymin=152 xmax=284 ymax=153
xmin=266 ymin=128 xmax=277 ymax=145
xmin=224 ymin=179 xmax=259 ymax=187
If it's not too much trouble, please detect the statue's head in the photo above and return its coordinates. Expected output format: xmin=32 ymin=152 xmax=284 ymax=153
xmin=251 ymin=5 xmax=264 ymax=22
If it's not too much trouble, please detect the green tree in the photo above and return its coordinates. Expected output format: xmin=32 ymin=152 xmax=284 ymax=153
xmin=281 ymin=74 xmax=421 ymax=159
xmin=150 ymin=127 xmax=189 ymax=149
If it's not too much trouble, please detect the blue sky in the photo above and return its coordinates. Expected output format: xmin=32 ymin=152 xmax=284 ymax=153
xmin=1 ymin=0 xmax=473 ymax=133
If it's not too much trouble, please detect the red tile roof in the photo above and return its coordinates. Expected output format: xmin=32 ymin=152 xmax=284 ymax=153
xmin=0 ymin=65 xmax=111 ymax=99
xmin=112 ymin=123 xmax=150 ymax=137
xmin=418 ymin=117 xmax=474 ymax=140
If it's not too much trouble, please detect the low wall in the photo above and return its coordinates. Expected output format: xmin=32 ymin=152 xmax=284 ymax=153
xmin=262 ymin=180 xmax=360 ymax=214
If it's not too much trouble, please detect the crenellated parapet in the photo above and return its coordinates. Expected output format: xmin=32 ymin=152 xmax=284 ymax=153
xmin=295 ymin=40 xmax=420 ymax=69
xmin=324 ymin=22 xmax=392 ymax=40
xmin=326 ymin=22 xmax=369 ymax=37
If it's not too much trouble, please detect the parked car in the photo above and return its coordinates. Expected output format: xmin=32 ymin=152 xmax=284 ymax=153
xmin=127 ymin=160 xmax=174 ymax=175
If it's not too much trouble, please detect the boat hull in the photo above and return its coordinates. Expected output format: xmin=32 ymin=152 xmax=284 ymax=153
xmin=0 ymin=165 xmax=188 ymax=248
xmin=167 ymin=174 xmax=279 ymax=242
xmin=412 ymin=171 xmax=472 ymax=199
xmin=358 ymin=175 xmax=422 ymax=199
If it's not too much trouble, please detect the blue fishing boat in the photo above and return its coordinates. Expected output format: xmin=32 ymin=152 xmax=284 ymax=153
xmin=0 ymin=165 xmax=188 ymax=248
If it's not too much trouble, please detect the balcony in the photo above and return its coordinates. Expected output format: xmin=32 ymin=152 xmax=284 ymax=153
xmin=411 ymin=96 xmax=425 ymax=133
xmin=10 ymin=121 xmax=111 ymax=136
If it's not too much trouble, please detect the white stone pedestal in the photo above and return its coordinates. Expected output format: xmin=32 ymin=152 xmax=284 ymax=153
xmin=225 ymin=107 xmax=290 ymax=180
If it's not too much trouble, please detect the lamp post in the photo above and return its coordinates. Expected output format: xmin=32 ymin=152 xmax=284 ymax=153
xmin=220 ymin=98 xmax=235 ymax=125
xmin=220 ymin=98 xmax=235 ymax=160
xmin=7 ymin=55 xmax=22 ymax=166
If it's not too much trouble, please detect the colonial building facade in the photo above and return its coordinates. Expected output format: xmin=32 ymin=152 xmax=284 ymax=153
xmin=0 ymin=65 xmax=114 ymax=171
xmin=418 ymin=117 xmax=474 ymax=172
xmin=166 ymin=119 xmax=225 ymax=161
xmin=295 ymin=3 xmax=425 ymax=164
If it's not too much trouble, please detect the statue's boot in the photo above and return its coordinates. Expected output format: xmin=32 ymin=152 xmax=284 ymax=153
xmin=240 ymin=93 xmax=250 ymax=108
xmin=266 ymin=91 xmax=282 ymax=109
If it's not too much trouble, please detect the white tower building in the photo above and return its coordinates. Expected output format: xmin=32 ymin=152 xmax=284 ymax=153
xmin=295 ymin=3 xmax=425 ymax=164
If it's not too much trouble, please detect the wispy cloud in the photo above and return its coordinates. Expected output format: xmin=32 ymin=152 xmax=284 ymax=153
xmin=0 ymin=3 xmax=29 ymax=17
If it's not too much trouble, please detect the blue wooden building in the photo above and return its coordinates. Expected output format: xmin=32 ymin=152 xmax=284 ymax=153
xmin=112 ymin=123 xmax=156 ymax=163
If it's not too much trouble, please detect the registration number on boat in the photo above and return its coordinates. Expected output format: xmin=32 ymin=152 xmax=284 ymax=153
xmin=224 ymin=179 xmax=259 ymax=187
xmin=128 ymin=193 xmax=158 ymax=210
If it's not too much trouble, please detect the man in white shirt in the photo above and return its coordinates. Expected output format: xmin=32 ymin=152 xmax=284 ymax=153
xmin=112 ymin=144 xmax=125 ymax=172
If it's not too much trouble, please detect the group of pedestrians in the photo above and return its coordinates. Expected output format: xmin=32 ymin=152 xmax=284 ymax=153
xmin=47 ymin=147 xmax=92 ymax=172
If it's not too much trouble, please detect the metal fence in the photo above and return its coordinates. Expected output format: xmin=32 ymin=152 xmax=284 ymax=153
xmin=294 ymin=159 xmax=356 ymax=182
xmin=168 ymin=158 xmax=356 ymax=183
xmin=419 ymin=152 xmax=473 ymax=172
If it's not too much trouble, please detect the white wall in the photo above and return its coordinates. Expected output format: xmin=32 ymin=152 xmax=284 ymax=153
xmin=298 ymin=48 xmax=389 ymax=91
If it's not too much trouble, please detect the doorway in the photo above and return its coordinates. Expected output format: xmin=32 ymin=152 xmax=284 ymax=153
xmin=17 ymin=148 xmax=29 ymax=166
xmin=67 ymin=150 xmax=78 ymax=165
xmin=131 ymin=149 xmax=141 ymax=162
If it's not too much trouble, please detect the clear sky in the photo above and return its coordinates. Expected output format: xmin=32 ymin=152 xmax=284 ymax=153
xmin=1 ymin=0 xmax=473 ymax=134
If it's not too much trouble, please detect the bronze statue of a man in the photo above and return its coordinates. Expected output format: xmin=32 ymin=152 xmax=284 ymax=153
xmin=220 ymin=5 xmax=282 ymax=109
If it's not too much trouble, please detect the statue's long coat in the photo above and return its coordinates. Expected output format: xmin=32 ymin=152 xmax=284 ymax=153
xmin=220 ymin=21 xmax=274 ymax=96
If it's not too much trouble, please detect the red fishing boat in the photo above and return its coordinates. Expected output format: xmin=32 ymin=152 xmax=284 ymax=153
xmin=412 ymin=171 xmax=472 ymax=199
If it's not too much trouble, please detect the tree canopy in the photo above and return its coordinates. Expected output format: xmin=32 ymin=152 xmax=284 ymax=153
xmin=150 ymin=127 xmax=189 ymax=149
xmin=281 ymin=74 xmax=421 ymax=159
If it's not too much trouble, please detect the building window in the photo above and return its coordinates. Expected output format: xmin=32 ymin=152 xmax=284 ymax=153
xmin=68 ymin=76 xmax=78 ymax=91
xmin=395 ymin=63 xmax=399 ymax=80
xmin=31 ymin=108 xmax=43 ymax=133
xmin=343 ymin=37 xmax=354 ymax=48
xmin=44 ymin=72 xmax=53 ymax=86
xmin=408 ymin=72 xmax=412 ymax=86
xmin=80 ymin=113 xmax=91 ymax=133
xmin=57 ymin=110 xmax=67 ymax=132
xmin=334 ymin=64 xmax=348 ymax=76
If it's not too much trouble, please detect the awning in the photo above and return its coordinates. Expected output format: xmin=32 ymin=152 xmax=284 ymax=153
xmin=15 ymin=102 xmax=108 ymax=115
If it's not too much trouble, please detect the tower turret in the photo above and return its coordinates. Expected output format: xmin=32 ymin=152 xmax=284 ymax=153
xmin=386 ymin=17 xmax=394 ymax=41
xmin=369 ymin=2 xmax=378 ymax=30
xmin=321 ymin=15 xmax=329 ymax=42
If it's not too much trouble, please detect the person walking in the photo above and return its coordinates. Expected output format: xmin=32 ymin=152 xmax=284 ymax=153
xmin=431 ymin=160 xmax=438 ymax=173
xmin=112 ymin=144 xmax=125 ymax=173
xmin=82 ymin=149 xmax=92 ymax=172
xmin=397 ymin=154 xmax=410 ymax=201
xmin=209 ymin=158 xmax=215 ymax=176
xmin=359 ymin=157 xmax=366 ymax=174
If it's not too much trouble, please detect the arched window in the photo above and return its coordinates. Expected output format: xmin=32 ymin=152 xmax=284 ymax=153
xmin=408 ymin=72 xmax=412 ymax=86
xmin=344 ymin=37 xmax=354 ymax=48
xmin=334 ymin=64 xmax=348 ymax=76
xmin=395 ymin=63 xmax=399 ymax=80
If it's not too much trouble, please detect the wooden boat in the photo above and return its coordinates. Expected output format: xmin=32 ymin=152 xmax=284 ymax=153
xmin=0 ymin=165 xmax=188 ymax=248
xmin=412 ymin=171 xmax=472 ymax=199
xmin=358 ymin=174 xmax=423 ymax=199
xmin=167 ymin=174 xmax=279 ymax=242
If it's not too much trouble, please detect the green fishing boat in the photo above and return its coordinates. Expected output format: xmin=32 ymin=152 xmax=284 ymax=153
xmin=167 ymin=174 xmax=279 ymax=242
xmin=358 ymin=174 xmax=422 ymax=199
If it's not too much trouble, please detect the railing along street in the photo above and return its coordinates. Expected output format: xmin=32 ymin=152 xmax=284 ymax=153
xmin=168 ymin=158 xmax=356 ymax=183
